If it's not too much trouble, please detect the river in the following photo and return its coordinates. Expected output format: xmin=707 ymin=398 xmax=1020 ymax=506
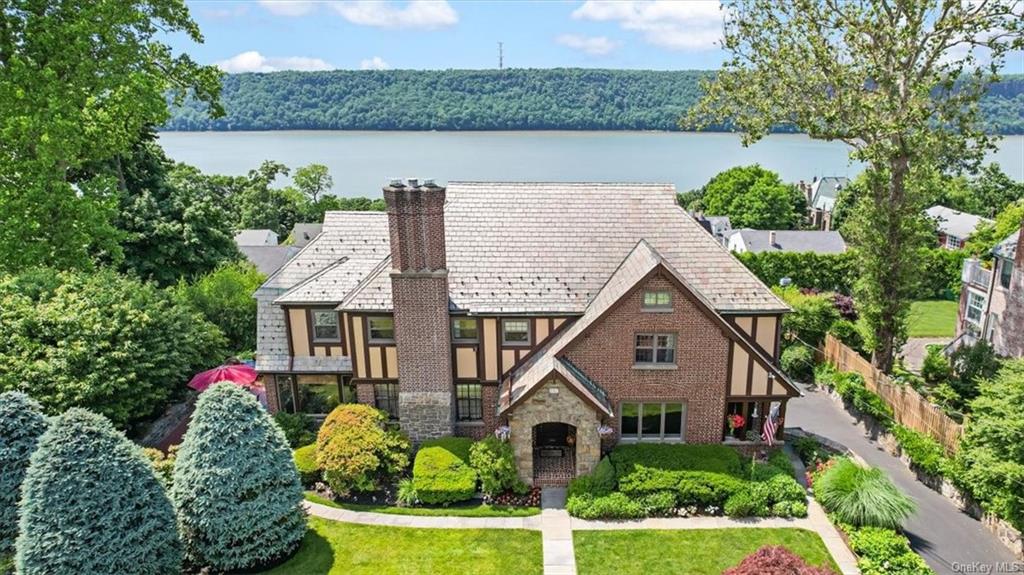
xmin=158 ymin=131 xmax=1024 ymax=195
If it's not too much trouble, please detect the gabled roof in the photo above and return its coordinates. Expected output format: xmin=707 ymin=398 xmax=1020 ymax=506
xmin=238 ymin=245 xmax=299 ymax=276
xmin=235 ymin=229 xmax=278 ymax=247
xmin=724 ymin=229 xmax=847 ymax=254
xmin=925 ymin=205 xmax=991 ymax=239
xmin=810 ymin=177 xmax=849 ymax=211
xmin=993 ymin=228 xmax=1021 ymax=261
xmin=498 ymin=240 xmax=799 ymax=415
xmin=289 ymin=223 xmax=323 ymax=248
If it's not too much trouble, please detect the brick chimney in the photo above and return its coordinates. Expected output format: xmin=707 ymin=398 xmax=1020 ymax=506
xmin=383 ymin=178 xmax=454 ymax=444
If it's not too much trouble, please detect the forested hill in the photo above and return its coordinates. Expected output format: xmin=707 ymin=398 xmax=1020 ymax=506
xmin=164 ymin=68 xmax=1024 ymax=134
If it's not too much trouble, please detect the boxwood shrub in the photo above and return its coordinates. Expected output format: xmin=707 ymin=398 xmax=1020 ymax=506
xmin=566 ymin=492 xmax=646 ymax=520
xmin=16 ymin=409 xmax=180 ymax=575
xmin=0 ymin=392 xmax=47 ymax=553
xmin=172 ymin=383 xmax=306 ymax=571
xmin=845 ymin=524 xmax=934 ymax=575
xmin=568 ymin=456 xmax=617 ymax=498
xmin=413 ymin=437 xmax=477 ymax=505
xmin=610 ymin=443 xmax=745 ymax=477
xmin=293 ymin=444 xmax=320 ymax=487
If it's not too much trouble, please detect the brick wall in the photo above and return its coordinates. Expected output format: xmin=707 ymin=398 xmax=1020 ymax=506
xmin=385 ymin=183 xmax=454 ymax=443
xmin=562 ymin=274 xmax=730 ymax=444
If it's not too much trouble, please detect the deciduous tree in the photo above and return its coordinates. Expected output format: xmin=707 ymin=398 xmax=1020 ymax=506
xmin=0 ymin=0 xmax=221 ymax=272
xmin=697 ymin=165 xmax=807 ymax=229
xmin=691 ymin=0 xmax=1023 ymax=371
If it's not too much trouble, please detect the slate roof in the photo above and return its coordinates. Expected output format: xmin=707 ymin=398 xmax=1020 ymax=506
xmin=235 ymin=229 xmax=278 ymax=246
xmin=993 ymin=228 xmax=1021 ymax=261
xmin=810 ymin=177 xmax=849 ymax=211
xmin=498 ymin=240 xmax=797 ymax=415
xmin=289 ymin=223 xmax=323 ymax=248
xmin=725 ymin=229 xmax=847 ymax=255
xmin=260 ymin=182 xmax=788 ymax=314
xmin=925 ymin=205 xmax=991 ymax=239
xmin=239 ymin=246 xmax=300 ymax=276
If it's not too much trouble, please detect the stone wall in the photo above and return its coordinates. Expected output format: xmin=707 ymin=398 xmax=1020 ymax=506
xmin=398 ymin=391 xmax=453 ymax=441
xmin=561 ymin=274 xmax=730 ymax=444
xmin=507 ymin=379 xmax=601 ymax=485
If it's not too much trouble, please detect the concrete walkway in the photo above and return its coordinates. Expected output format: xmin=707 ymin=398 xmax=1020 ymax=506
xmin=302 ymin=500 xmax=542 ymax=530
xmin=900 ymin=337 xmax=950 ymax=373
xmin=788 ymin=385 xmax=1017 ymax=575
xmin=541 ymin=487 xmax=576 ymax=575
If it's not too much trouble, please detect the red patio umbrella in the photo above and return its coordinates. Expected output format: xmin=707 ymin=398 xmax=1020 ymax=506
xmin=188 ymin=364 xmax=259 ymax=393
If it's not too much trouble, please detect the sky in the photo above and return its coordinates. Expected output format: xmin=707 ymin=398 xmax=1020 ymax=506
xmin=170 ymin=1 xmax=733 ymax=72
xmin=169 ymin=1 xmax=1023 ymax=74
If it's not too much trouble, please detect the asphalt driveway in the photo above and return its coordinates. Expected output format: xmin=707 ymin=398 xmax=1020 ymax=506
xmin=787 ymin=386 xmax=1016 ymax=575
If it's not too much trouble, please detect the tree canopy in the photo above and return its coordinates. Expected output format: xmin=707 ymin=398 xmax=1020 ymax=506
xmin=691 ymin=0 xmax=1024 ymax=371
xmin=163 ymin=68 xmax=1024 ymax=134
xmin=0 ymin=268 xmax=226 ymax=429
xmin=692 ymin=165 xmax=807 ymax=229
xmin=0 ymin=0 xmax=221 ymax=274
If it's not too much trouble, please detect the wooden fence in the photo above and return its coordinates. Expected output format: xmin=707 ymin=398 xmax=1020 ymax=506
xmin=822 ymin=335 xmax=963 ymax=454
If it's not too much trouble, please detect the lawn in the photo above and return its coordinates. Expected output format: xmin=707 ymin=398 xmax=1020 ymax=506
xmin=305 ymin=492 xmax=540 ymax=517
xmin=264 ymin=516 xmax=542 ymax=575
xmin=906 ymin=299 xmax=958 ymax=338
xmin=574 ymin=528 xmax=839 ymax=575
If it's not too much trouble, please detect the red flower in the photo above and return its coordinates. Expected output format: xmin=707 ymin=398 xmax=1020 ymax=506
xmin=728 ymin=414 xmax=746 ymax=430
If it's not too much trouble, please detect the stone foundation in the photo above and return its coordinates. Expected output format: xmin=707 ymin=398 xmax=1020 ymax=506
xmin=399 ymin=391 xmax=453 ymax=445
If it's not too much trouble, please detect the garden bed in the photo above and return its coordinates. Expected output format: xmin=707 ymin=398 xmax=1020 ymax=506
xmin=566 ymin=443 xmax=809 ymax=520
xmin=574 ymin=528 xmax=838 ymax=575
xmin=261 ymin=516 xmax=542 ymax=575
xmin=304 ymin=492 xmax=540 ymax=517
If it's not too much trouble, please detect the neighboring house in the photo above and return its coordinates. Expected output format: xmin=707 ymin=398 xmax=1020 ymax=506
xmin=723 ymin=229 xmax=847 ymax=255
xmin=254 ymin=181 xmax=798 ymax=485
xmin=800 ymin=176 xmax=849 ymax=231
xmin=925 ymin=205 xmax=991 ymax=250
xmin=235 ymin=229 xmax=299 ymax=276
xmin=690 ymin=213 xmax=732 ymax=244
xmin=234 ymin=229 xmax=279 ymax=247
xmin=289 ymin=223 xmax=323 ymax=248
xmin=956 ymin=226 xmax=1024 ymax=358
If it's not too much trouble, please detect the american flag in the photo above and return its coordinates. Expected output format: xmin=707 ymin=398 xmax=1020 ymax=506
xmin=761 ymin=404 xmax=779 ymax=446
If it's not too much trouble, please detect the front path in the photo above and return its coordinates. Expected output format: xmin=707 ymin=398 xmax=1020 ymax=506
xmin=788 ymin=385 xmax=1016 ymax=575
xmin=304 ymin=483 xmax=858 ymax=575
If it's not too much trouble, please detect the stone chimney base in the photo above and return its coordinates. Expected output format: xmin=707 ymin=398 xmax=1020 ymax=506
xmin=399 ymin=391 xmax=453 ymax=444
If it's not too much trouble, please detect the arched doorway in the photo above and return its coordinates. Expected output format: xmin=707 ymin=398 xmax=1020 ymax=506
xmin=532 ymin=422 xmax=576 ymax=486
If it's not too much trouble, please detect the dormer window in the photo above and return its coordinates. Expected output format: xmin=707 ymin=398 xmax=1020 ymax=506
xmin=642 ymin=291 xmax=672 ymax=311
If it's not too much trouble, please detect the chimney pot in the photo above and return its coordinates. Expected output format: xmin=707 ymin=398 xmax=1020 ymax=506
xmin=406 ymin=178 xmax=419 ymax=188
xmin=388 ymin=177 xmax=404 ymax=188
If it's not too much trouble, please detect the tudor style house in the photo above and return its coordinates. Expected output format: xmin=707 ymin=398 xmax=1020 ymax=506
xmin=254 ymin=181 xmax=799 ymax=484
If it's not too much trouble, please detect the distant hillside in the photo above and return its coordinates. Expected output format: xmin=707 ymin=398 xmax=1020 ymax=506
xmin=164 ymin=68 xmax=1024 ymax=134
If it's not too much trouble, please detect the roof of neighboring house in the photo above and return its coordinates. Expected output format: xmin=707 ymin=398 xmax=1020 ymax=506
xmin=993 ymin=228 xmax=1021 ymax=261
xmin=724 ymin=229 xmax=847 ymax=254
xmin=263 ymin=182 xmax=789 ymax=314
xmin=289 ymin=223 xmax=323 ymax=248
xmin=925 ymin=205 xmax=991 ymax=240
xmin=810 ymin=177 xmax=849 ymax=211
xmin=498 ymin=240 xmax=798 ymax=415
xmin=238 ymin=245 xmax=301 ymax=276
xmin=234 ymin=229 xmax=278 ymax=246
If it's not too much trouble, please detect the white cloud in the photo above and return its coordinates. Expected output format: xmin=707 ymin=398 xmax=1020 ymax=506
xmin=257 ymin=1 xmax=316 ymax=17
xmin=572 ymin=0 xmax=724 ymax=51
xmin=360 ymin=56 xmax=391 ymax=70
xmin=216 ymin=51 xmax=335 ymax=73
xmin=556 ymin=34 xmax=619 ymax=56
xmin=331 ymin=1 xmax=457 ymax=29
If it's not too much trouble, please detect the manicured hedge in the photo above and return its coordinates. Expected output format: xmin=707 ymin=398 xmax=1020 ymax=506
xmin=0 ymin=392 xmax=47 ymax=553
xmin=294 ymin=444 xmax=320 ymax=487
xmin=413 ymin=437 xmax=477 ymax=505
xmin=16 ymin=409 xmax=180 ymax=575
xmin=845 ymin=524 xmax=934 ymax=575
xmin=610 ymin=443 xmax=745 ymax=477
xmin=315 ymin=403 xmax=410 ymax=496
xmin=568 ymin=457 xmax=617 ymax=498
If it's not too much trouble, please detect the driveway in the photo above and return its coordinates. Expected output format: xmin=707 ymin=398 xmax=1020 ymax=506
xmin=787 ymin=386 xmax=1016 ymax=575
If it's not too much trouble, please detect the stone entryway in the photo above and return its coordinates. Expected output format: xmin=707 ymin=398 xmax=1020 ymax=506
xmin=508 ymin=379 xmax=602 ymax=485
xmin=533 ymin=422 xmax=577 ymax=486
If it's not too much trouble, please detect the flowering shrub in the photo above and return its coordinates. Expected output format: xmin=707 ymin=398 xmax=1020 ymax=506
xmin=316 ymin=404 xmax=409 ymax=496
xmin=728 ymin=414 xmax=746 ymax=431
xmin=723 ymin=545 xmax=837 ymax=575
